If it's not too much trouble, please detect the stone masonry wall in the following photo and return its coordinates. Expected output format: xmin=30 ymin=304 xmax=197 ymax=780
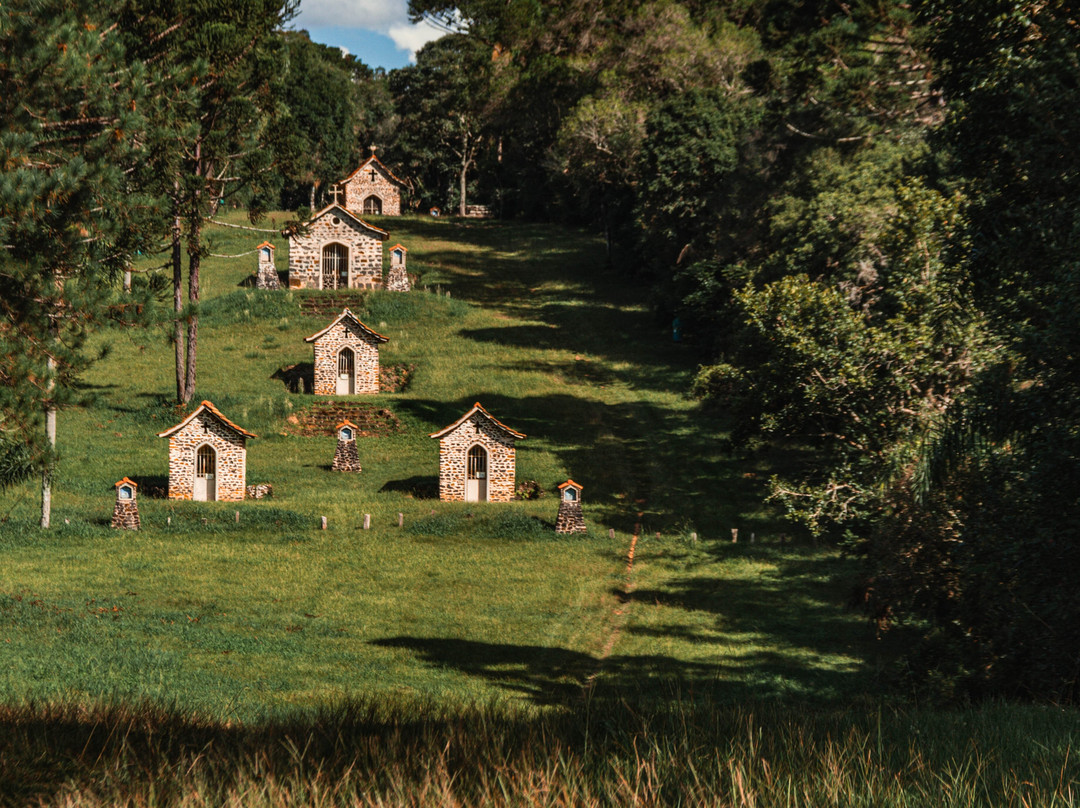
xmin=111 ymin=499 xmax=140 ymax=530
xmin=312 ymin=321 xmax=381 ymax=396
xmin=255 ymin=248 xmax=280 ymax=290
xmin=384 ymin=265 xmax=411 ymax=292
xmin=167 ymin=412 xmax=247 ymax=502
xmin=438 ymin=415 xmax=517 ymax=502
xmin=342 ymin=167 xmax=401 ymax=216
xmin=287 ymin=214 xmax=383 ymax=290
xmin=332 ymin=438 xmax=361 ymax=471
xmin=555 ymin=501 xmax=586 ymax=533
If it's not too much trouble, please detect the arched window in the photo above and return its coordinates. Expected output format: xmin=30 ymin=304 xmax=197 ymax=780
xmin=363 ymin=195 xmax=382 ymax=215
xmin=321 ymin=243 xmax=348 ymax=289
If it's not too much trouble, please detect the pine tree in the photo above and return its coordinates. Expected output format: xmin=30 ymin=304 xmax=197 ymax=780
xmin=0 ymin=0 xmax=149 ymax=525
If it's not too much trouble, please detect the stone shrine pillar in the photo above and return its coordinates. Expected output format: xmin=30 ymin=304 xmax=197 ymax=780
xmin=332 ymin=420 xmax=362 ymax=472
xmin=255 ymin=241 xmax=281 ymax=290
xmin=385 ymin=243 xmax=411 ymax=292
xmin=555 ymin=479 xmax=586 ymax=534
xmin=112 ymin=477 xmax=141 ymax=530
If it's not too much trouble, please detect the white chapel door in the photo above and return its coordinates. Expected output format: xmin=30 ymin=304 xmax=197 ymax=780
xmin=337 ymin=348 xmax=355 ymax=395
xmin=466 ymin=445 xmax=488 ymax=502
xmin=195 ymin=445 xmax=217 ymax=502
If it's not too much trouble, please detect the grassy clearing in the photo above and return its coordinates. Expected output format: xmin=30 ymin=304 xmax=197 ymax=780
xmin=3 ymin=211 xmax=1072 ymax=804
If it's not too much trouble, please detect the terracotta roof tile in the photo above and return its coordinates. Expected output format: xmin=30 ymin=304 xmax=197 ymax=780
xmin=429 ymin=401 xmax=526 ymax=440
xmin=157 ymin=400 xmax=257 ymax=439
xmin=304 ymin=308 xmax=389 ymax=344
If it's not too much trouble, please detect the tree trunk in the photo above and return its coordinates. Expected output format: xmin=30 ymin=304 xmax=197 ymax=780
xmin=309 ymin=181 xmax=317 ymax=211
xmin=184 ymin=214 xmax=200 ymax=404
xmin=459 ymin=155 xmax=468 ymax=217
xmin=172 ymin=206 xmax=186 ymax=404
xmin=40 ymin=356 xmax=56 ymax=529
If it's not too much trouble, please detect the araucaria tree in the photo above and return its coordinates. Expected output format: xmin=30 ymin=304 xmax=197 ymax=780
xmin=0 ymin=0 xmax=149 ymax=526
xmin=119 ymin=0 xmax=297 ymax=404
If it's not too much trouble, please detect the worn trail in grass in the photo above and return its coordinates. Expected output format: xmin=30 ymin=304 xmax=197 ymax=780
xmin=0 ymin=213 xmax=873 ymax=717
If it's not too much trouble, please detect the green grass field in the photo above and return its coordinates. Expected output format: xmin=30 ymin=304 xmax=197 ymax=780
xmin=1 ymin=213 xmax=1075 ymax=806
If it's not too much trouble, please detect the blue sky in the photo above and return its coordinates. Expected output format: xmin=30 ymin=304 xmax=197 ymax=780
xmin=290 ymin=0 xmax=446 ymax=69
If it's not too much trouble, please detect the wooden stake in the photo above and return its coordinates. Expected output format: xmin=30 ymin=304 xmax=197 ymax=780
xmin=398 ymin=512 xmax=404 ymax=527
xmin=691 ymin=532 xmax=697 ymax=542
xmin=731 ymin=528 xmax=738 ymax=543
xmin=363 ymin=513 xmax=371 ymax=530
xmin=608 ymin=528 xmax=615 ymax=539
xmin=235 ymin=511 xmax=240 ymax=523
xmin=321 ymin=516 xmax=327 ymax=530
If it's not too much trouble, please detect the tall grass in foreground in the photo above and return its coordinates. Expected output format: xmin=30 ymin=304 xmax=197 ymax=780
xmin=1 ymin=695 xmax=1075 ymax=807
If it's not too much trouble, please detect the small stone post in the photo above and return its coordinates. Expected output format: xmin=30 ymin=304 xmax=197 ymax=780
xmin=385 ymin=244 xmax=411 ymax=292
xmin=331 ymin=420 xmax=362 ymax=472
xmin=255 ymin=241 xmax=281 ymax=290
xmin=555 ymin=479 xmax=587 ymax=534
xmin=111 ymin=477 xmax=140 ymax=530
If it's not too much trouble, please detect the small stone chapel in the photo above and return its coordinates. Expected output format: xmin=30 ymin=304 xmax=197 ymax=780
xmin=334 ymin=147 xmax=405 ymax=216
xmin=304 ymin=308 xmax=389 ymax=396
xmin=286 ymin=204 xmax=388 ymax=290
xmin=429 ymin=402 xmax=525 ymax=503
xmin=157 ymin=401 xmax=256 ymax=502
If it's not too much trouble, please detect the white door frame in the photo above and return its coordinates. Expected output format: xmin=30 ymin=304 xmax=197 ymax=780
xmin=465 ymin=444 xmax=488 ymax=502
xmin=336 ymin=347 xmax=355 ymax=395
xmin=194 ymin=443 xmax=217 ymax=502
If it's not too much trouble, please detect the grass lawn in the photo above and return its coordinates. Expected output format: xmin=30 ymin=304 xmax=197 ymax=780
xmin=0 ymin=211 xmax=871 ymax=719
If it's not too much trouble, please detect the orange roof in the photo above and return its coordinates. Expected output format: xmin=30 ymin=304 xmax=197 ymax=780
xmin=157 ymin=400 xmax=258 ymax=439
xmin=340 ymin=154 xmax=406 ymax=188
xmin=429 ymin=402 xmax=526 ymax=440
xmin=256 ymin=241 xmax=275 ymax=250
xmin=389 ymin=243 xmax=408 ymax=253
xmin=304 ymin=308 xmax=389 ymax=344
xmin=336 ymin=419 xmax=359 ymax=431
xmin=114 ymin=477 xmax=138 ymax=488
xmin=290 ymin=204 xmax=389 ymax=239
xmin=557 ymin=479 xmax=583 ymax=491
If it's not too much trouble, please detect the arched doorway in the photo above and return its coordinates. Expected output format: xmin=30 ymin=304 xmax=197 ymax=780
xmin=466 ymin=444 xmax=488 ymax=502
xmin=194 ymin=445 xmax=217 ymax=502
xmin=336 ymin=347 xmax=355 ymax=395
xmin=322 ymin=243 xmax=349 ymax=289
xmin=363 ymin=195 xmax=382 ymax=215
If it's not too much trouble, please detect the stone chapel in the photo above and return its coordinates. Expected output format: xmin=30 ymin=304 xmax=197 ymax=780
xmin=430 ymin=402 xmax=525 ymax=503
xmin=286 ymin=204 xmax=388 ymax=290
xmin=157 ymin=401 xmax=256 ymax=502
xmin=335 ymin=148 xmax=405 ymax=216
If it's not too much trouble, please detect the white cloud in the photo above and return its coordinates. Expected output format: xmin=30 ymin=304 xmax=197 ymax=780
xmin=387 ymin=22 xmax=444 ymax=62
xmin=295 ymin=0 xmax=409 ymax=31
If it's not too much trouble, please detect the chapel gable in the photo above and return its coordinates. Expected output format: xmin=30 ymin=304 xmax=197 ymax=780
xmin=286 ymin=204 xmax=388 ymax=290
xmin=336 ymin=148 xmax=405 ymax=217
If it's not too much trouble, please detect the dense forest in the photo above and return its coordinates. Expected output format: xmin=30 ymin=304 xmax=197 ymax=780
xmin=2 ymin=0 xmax=1079 ymax=703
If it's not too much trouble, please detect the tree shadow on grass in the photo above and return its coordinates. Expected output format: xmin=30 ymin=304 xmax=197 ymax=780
xmin=379 ymin=475 xmax=439 ymax=499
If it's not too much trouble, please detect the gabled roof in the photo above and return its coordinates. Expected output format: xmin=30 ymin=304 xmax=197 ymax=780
xmin=336 ymin=419 xmax=359 ymax=431
xmin=115 ymin=477 xmax=138 ymax=489
xmin=304 ymin=308 xmax=389 ymax=344
xmin=389 ymin=243 xmax=408 ymax=253
xmin=292 ymin=204 xmax=389 ymax=239
xmin=157 ymin=401 xmax=257 ymax=439
xmin=340 ymin=154 xmax=406 ymax=188
xmin=256 ymin=241 xmax=275 ymax=251
xmin=429 ymin=402 xmax=526 ymax=440
xmin=558 ymin=479 xmax=583 ymax=492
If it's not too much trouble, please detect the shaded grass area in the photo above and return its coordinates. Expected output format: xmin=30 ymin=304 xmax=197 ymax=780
xmin=1 ymin=697 xmax=1076 ymax=807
